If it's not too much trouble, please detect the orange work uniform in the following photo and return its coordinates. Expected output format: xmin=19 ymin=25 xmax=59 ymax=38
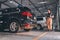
xmin=46 ymin=12 xmax=53 ymax=30
xmin=46 ymin=17 xmax=52 ymax=30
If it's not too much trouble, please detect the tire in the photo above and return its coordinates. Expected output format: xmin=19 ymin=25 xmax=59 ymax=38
xmin=9 ymin=20 xmax=20 ymax=33
xmin=24 ymin=29 xmax=31 ymax=32
xmin=37 ymin=25 xmax=43 ymax=30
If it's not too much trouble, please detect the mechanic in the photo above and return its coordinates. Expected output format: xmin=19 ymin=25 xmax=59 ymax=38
xmin=46 ymin=9 xmax=54 ymax=31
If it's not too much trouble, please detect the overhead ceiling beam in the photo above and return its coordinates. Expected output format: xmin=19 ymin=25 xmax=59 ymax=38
xmin=28 ymin=0 xmax=43 ymax=15
xmin=3 ymin=3 xmax=11 ymax=8
xmin=36 ymin=1 xmax=57 ymax=10
xmin=0 ymin=0 xmax=8 ymax=3
xmin=13 ymin=0 xmax=20 ymax=5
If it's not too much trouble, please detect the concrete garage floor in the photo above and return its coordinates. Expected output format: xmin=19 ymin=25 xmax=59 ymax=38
xmin=0 ymin=31 xmax=60 ymax=40
xmin=39 ymin=32 xmax=60 ymax=40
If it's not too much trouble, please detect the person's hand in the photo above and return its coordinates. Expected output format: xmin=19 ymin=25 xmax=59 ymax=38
xmin=51 ymin=15 xmax=54 ymax=18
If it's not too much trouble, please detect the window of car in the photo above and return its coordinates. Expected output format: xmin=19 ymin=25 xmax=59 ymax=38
xmin=37 ymin=17 xmax=43 ymax=21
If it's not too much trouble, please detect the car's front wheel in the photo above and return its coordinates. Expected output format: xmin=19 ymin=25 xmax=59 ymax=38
xmin=9 ymin=20 xmax=20 ymax=33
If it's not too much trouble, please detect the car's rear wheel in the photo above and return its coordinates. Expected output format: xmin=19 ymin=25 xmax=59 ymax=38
xmin=9 ymin=20 xmax=20 ymax=33
xmin=37 ymin=25 xmax=43 ymax=30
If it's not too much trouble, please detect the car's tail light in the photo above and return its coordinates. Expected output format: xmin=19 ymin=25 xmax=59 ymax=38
xmin=22 ymin=11 xmax=32 ymax=17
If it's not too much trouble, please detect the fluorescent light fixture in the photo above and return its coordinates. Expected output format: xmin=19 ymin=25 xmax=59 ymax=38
xmin=39 ymin=8 xmax=42 ymax=10
xmin=10 ymin=1 xmax=13 ymax=3
xmin=37 ymin=1 xmax=47 ymax=4
xmin=9 ymin=0 xmax=18 ymax=6
xmin=45 ymin=12 xmax=48 ymax=13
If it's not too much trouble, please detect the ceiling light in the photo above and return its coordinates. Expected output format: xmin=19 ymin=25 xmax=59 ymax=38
xmin=10 ymin=0 xmax=13 ymax=3
xmin=37 ymin=1 xmax=47 ymax=4
xmin=9 ymin=0 xmax=18 ymax=6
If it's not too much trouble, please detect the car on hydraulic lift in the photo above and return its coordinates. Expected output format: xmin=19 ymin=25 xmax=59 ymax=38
xmin=0 ymin=4 xmax=35 ymax=33
xmin=36 ymin=16 xmax=47 ymax=30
